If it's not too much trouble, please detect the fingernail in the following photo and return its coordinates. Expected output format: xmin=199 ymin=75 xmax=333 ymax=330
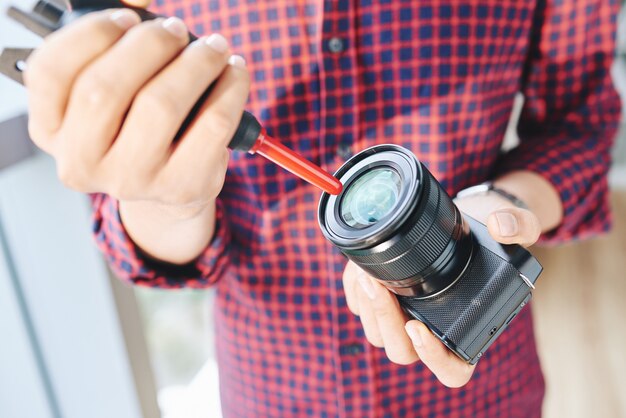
xmin=495 ymin=211 xmax=518 ymax=237
xmin=356 ymin=270 xmax=376 ymax=300
xmin=110 ymin=9 xmax=140 ymax=29
xmin=228 ymin=54 xmax=246 ymax=68
xmin=405 ymin=324 xmax=424 ymax=348
xmin=162 ymin=17 xmax=188 ymax=38
xmin=205 ymin=33 xmax=229 ymax=53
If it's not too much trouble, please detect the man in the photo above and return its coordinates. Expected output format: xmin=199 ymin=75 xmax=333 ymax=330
xmin=24 ymin=0 xmax=620 ymax=416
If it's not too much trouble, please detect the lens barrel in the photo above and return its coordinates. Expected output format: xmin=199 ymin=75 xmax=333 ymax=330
xmin=319 ymin=145 xmax=474 ymax=298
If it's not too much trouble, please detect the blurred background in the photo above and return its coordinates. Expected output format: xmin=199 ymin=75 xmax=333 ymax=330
xmin=0 ymin=1 xmax=625 ymax=418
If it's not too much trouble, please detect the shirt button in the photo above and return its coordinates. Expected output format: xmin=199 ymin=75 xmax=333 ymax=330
xmin=340 ymin=343 xmax=365 ymax=356
xmin=337 ymin=142 xmax=353 ymax=160
xmin=328 ymin=37 xmax=345 ymax=54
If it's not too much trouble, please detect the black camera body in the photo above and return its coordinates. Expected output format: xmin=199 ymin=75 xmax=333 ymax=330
xmin=398 ymin=215 xmax=541 ymax=363
xmin=318 ymin=145 xmax=542 ymax=364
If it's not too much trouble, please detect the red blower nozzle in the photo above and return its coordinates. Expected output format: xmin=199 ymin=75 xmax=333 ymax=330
xmin=229 ymin=112 xmax=343 ymax=196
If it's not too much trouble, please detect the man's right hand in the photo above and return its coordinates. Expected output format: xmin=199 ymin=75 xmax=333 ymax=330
xmin=25 ymin=9 xmax=250 ymax=263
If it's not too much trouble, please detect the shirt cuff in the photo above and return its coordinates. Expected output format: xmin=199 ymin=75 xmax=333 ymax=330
xmin=91 ymin=194 xmax=231 ymax=288
xmin=493 ymin=132 xmax=614 ymax=245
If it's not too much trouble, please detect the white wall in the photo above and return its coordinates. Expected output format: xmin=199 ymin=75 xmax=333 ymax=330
xmin=0 ymin=1 xmax=151 ymax=417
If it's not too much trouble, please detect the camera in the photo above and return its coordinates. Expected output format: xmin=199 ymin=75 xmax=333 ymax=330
xmin=318 ymin=145 xmax=542 ymax=364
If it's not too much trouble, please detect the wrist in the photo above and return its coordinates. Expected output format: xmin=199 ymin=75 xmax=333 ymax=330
xmin=119 ymin=199 xmax=217 ymax=265
xmin=492 ymin=171 xmax=563 ymax=233
xmin=119 ymin=199 xmax=215 ymax=222
xmin=456 ymin=182 xmax=529 ymax=210
xmin=455 ymin=171 xmax=563 ymax=233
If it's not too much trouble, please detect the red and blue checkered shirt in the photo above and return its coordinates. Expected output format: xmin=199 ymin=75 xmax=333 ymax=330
xmin=92 ymin=0 xmax=621 ymax=416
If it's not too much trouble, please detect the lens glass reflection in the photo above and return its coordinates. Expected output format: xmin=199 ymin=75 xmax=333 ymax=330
xmin=340 ymin=168 xmax=402 ymax=229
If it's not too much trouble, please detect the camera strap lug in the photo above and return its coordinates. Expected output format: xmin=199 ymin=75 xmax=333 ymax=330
xmin=519 ymin=273 xmax=535 ymax=290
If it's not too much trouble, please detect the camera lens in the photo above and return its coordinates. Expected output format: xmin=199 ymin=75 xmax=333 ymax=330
xmin=318 ymin=144 xmax=474 ymax=298
xmin=340 ymin=168 xmax=402 ymax=229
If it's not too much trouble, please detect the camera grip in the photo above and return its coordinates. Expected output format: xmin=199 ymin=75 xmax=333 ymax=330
xmin=397 ymin=217 xmax=541 ymax=364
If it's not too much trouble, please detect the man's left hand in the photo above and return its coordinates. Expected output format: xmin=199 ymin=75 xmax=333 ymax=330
xmin=341 ymin=193 xmax=542 ymax=388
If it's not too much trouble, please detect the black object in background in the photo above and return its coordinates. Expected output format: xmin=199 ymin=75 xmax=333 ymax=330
xmin=318 ymin=144 xmax=542 ymax=364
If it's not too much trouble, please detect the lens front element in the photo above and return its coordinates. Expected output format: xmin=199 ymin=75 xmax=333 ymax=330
xmin=340 ymin=168 xmax=402 ymax=229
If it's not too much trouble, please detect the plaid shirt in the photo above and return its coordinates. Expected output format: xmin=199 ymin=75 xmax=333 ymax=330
xmin=92 ymin=0 xmax=621 ymax=416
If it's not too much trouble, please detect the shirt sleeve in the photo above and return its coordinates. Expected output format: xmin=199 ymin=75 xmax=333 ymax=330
xmin=494 ymin=0 xmax=622 ymax=244
xmin=90 ymin=193 xmax=232 ymax=288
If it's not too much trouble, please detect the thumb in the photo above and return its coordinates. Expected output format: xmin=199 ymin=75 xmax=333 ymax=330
xmin=486 ymin=207 xmax=541 ymax=247
xmin=121 ymin=0 xmax=152 ymax=8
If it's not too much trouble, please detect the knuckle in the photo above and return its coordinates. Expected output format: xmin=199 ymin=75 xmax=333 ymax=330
xmin=158 ymin=176 xmax=199 ymax=206
xmin=56 ymin=161 xmax=85 ymax=191
xmin=203 ymin=111 xmax=237 ymax=141
xmin=108 ymin=185 xmax=128 ymax=201
xmin=136 ymin=87 xmax=185 ymax=122
xmin=24 ymin=48 xmax=59 ymax=89
xmin=22 ymin=50 xmax=43 ymax=87
xmin=74 ymin=70 xmax=121 ymax=107
xmin=109 ymin=179 xmax=132 ymax=201
xmin=27 ymin=119 xmax=50 ymax=148
xmin=372 ymin=299 xmax=393 ymax=319
xmin=79 ymin=15 xmax=123 ymax=42
xmin=107 ymin=162 xmax=149 ymax=201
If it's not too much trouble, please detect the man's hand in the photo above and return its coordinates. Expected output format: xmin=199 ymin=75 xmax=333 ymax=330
xmin=342 ymin=190 xmax=543 ymax=388
xmin=25 ymin=9 xmax=250 ymax=263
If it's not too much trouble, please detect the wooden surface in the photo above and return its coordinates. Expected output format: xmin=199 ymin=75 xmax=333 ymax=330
xmin=532 ymin=190 xmax=626 ymax=418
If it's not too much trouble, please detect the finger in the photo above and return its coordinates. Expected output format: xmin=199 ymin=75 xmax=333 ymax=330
xmin=342 ymin=261 xmax=361 ymax=315
xmin=355 ymin=285 xmax=384 ymax=348
xmin=121 ymin=0 xmax=152 ymax=7
xmin=163 ymin=55 xmax=250 ymax=193
xmin=486 ymin=207 xmax=541 ymax=247
xmin=359 ymin=275 xmax=418 ymax=365
xmin=24 ymin=9 xmax=141 ymax=149
xmin=106 ymin=34 xmax=231 ymax=179
xmin=60 ymin=17 xmax=189 ymax=167
xmin=405 ymin=320 xmax=475 ymax=388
